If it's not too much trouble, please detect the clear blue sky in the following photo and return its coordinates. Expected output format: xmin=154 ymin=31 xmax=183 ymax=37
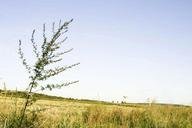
xmin=0 ymin=0 xmax=192 ymax=105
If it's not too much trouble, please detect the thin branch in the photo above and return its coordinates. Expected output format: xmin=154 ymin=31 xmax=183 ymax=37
xmin=63 ymin=48 xmax=73 ymax=54
xmin=52 ymin=22 xmax=55 ymax=35
xmin=18 ymin=40 xmax=32 ymax=74
xmin=37 ymin=62 xmax=80 ymax=81
xmin=56 ymin=37 xmax=68 ymax=45
xmin=59 ymin=19 xmax=62 ymax=28
xmin=42 ymin=80 xmax=79 ymax=91
xmin=41 ymin=24 xmax=47 ymax=54
xmin=31 ymin=30 xmax=40 ymax=58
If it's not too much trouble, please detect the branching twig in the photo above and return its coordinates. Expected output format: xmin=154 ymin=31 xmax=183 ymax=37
xmin=18 ymin=19 xmax=79 ymax=126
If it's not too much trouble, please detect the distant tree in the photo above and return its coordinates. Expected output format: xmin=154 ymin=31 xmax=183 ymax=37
xmin=146 ymin=97 xmax=156 ymax=106
xmin=123 ymin=96 xmax=128 ymax=103
xmin=18 ymin=19 xmax=80 ymax=126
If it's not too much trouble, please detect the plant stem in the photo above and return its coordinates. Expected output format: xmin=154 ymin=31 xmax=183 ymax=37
xmin=19 ymin=79 xmax=35 ymax=127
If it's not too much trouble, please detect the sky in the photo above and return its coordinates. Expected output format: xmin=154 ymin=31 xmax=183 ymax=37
xmin=0 ymin=0 xmax=192 ymax=105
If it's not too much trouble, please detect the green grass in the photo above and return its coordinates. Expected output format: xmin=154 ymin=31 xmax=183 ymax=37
xmin=0 ymin=90 xmax=192 ymax=128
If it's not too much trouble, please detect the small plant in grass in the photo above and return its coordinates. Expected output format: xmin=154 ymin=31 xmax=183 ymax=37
xmin=18 ymin=19 xmax=80 ymax=127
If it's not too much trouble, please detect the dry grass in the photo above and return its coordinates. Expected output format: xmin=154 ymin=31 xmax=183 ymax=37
xmin=0 ymin=96 xmax=192 ymax=128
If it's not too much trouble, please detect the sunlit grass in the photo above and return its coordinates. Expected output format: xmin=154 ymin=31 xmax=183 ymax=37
xmin=0 ymin=95 xmax=192 ymax=128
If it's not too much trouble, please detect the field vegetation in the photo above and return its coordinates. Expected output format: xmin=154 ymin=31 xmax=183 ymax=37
xmin=0 ymin=90 xmax=192 ymax=128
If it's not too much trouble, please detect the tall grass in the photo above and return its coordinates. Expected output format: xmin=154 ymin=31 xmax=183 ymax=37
xmin=0 ymin=89 xmax=39 ymax=128
xmin=0 ymin=92 xmax=192 ymax=128
xmin=57 ymin=105 xmax=192 ymax=128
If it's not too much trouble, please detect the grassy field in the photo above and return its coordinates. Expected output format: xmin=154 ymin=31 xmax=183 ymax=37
xmin=0 ymin=91 xmax=192 ymax=128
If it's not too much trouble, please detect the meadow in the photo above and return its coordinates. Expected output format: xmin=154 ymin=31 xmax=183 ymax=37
xmin=0 ymin=90 xmax=192 ymax=128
